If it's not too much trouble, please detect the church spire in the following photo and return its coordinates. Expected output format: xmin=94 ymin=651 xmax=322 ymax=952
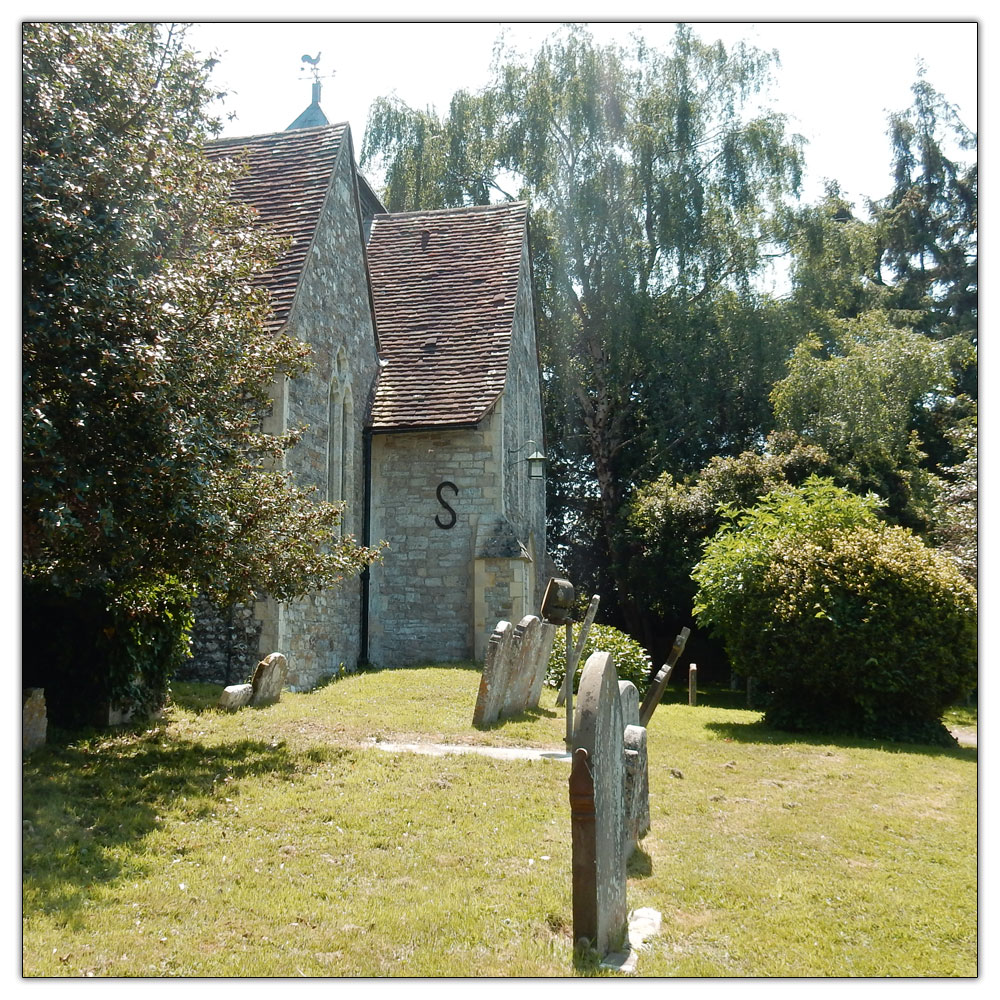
xmin=286 ymin=52 xmax=331 ymax=130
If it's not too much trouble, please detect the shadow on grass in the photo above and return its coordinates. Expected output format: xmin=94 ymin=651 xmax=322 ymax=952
xmin=22 ymin=728 xmax=354 ymax=919
xmin=627 ymin=846 xmax=653 ymax=879
xmin=704 ymin=718 xmax=978 ymax=760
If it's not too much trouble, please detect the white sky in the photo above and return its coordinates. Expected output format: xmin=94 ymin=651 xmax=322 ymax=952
xmin=185 ymin=18 xmax=978 ymax=213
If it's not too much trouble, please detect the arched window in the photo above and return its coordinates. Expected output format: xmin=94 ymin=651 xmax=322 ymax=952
xmin=327 ymin=349 xmax=352 ymax=533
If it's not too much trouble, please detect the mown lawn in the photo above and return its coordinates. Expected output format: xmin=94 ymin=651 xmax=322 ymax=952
xmin=22 ymin=664 xmax=977 ymax=977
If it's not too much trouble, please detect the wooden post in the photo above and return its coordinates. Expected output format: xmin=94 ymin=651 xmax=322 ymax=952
xmin=638 ymin=626 xmax=690 ymax=728
xmin=688 ymin=663 xmax=697 ymax=706
xmin=557 ymin=594 xmax=600 ymax=707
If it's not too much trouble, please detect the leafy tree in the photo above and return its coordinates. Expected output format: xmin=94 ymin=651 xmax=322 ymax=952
xmin=769 ymin=310 xmax=964 ymax=531
xmin=23 ymin=23 xmax=380 ymax=715
xmin=624 ymin=432 xmax=834 ymax=669
xmin=692 ymin=477 xmax=977 ymax=745
xmin=874 ymin=70 xmax=977 ymax=351
xmin=362 ymin=24 xmax=804 ymax=629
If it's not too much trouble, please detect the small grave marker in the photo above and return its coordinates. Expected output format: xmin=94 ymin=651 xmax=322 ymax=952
xmin=250 ymin=652 xmax=288 ymax=706
xmin=473 ymin=620 xmax=514 ymax=726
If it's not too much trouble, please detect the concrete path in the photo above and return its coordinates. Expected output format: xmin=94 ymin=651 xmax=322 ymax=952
xmin=366 ymin=738 xmax=571 ymax=761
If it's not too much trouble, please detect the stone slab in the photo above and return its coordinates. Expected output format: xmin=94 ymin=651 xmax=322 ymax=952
xmin=618 ymin=680 xmax=639 ymax=729
xmin=623 ymin=723 xmax=650 ymax=855
xmin=218 ymin=684 xmax=254 ymax=710
xmin=503 ymin=615 xmax=544 ymax=717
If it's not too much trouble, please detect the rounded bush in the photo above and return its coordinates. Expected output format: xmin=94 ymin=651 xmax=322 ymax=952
xmin=692 ymin=477 xmax=977 ymax=744
xmin=545 ymin=623 xmax=654 ymax=698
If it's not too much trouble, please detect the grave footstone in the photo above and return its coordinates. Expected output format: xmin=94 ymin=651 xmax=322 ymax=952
xmin=249 ymin=652 xmax=288 ymax=706
xmin=570 ymin=651 xmax=628 ymax=956
xmin=473 ymin=620 xmax=514 ymax=726
xmin=218 ymin=684 xmax=254 ymax=710
xmin=22 ymin=689 xmax=46 ymax=753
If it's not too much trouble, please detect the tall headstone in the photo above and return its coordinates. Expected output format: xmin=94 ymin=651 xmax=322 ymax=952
xmin=473 ymin=620 xmax=514 ymax=726
xmin=570 ymin=651 xmax=627 ymax=956
xmin=249 ymin=652 xmax=288 ymax=706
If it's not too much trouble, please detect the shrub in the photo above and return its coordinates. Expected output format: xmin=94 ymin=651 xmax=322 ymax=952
xmin=692 ymin=477 xmax=977 ymax=745
xmin=545 ymin=623 xmax=654 ymax=698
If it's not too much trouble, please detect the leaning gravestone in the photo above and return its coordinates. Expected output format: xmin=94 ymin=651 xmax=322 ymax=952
xmin=473 ymin=620 xmax=514 ymax=726
xmin=526 ymin=621 xmax=558 ymax=710
xmin=570 ymin=651 xmax=628 ymax=956
xmin=249 ymin=652 xmax=288 ymax=707
xmin=503 ymin=615 xmax=546 ymax=717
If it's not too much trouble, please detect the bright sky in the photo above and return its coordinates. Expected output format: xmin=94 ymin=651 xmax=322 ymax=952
xmin=185 ymin=18 xmax=978 ymax=214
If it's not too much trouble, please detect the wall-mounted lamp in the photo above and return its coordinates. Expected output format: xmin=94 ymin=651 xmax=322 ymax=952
xmin=509 ymin=440 xmax=547 ymax=480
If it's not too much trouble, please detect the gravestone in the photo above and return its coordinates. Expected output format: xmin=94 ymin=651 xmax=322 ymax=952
xmin=618 ymin=680 xmax=640 ymax=729
xmin=503 ymin=615 xmax=545 ymax=716
xmin=526 ymin=622 xmax=558 ymax=709
xmin=249 ymin=652 xmax=288 ymax=706
xmin=218 ymin=684 xmax=254 ymax=710
xmin=623 ymin=723 xmax=650 ymax=855
xmin=22 ymin=688 xmax=46 ymax=753
xmin=570 ymin=651 xmax=627 ymax=956
xmin=473 ymin=620 xmax=514 ymax=726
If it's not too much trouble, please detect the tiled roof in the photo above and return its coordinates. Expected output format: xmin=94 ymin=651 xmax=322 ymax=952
xmin=367 ymin=203 xmax=528 ymax=430
xmin=205 ymin=124 xmax=347 ymax=332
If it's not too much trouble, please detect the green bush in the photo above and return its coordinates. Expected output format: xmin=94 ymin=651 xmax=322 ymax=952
xmin=22 ymin=576 xmax=194 ymax=727
xmin=545 ymin=623 xmax=654 ymax=698
xmin=692 ymin=477 xmax=977 ymax=745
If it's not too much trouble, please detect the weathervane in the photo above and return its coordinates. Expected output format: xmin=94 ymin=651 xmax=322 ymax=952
xmin=300 ymin=51 xmax=334 ymax=85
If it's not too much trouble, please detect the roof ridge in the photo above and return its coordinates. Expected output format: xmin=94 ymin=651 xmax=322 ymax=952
xmin=206 ymin=122 xmax=349 ymax=147
xmin=374 ymin=201 xmax=528 ymax=221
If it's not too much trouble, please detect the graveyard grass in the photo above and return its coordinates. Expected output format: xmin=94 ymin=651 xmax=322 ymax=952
xmin=22 ymin=666 xmax=976 ymax=977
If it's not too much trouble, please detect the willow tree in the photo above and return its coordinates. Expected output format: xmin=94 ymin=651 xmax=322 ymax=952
xmin=362 ymin=24 xmax=803 ymax=628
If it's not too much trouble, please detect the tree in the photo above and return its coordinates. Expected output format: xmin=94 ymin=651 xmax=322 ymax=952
xmin=23 ymin=23 xmax=380 ymax=715
xmin=362 ymin=24 xmax=804 ymax=629
xmin=874 ymin=70 xmax=977 ymax=351
xmin=769 ymin=310 xmax=964 ymax=532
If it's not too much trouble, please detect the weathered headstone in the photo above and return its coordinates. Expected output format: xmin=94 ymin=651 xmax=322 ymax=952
xmin=218 ymin=684 xmax=254 ymax=710
xmin=638 ymin=626 xmax=690 ymax=727
xmin=623 ymin=723 xmax=650 ymax=855
xmin=570 ymin=651 xmax=627 ymax=956
xmin=503 ymin=615 xmax=545 ymax=716
xmin=473 ymin=620 xmax=514 ymax=726
xmin=249 ymin=652 xmax=288 ymax=706
xmin=22 ymin=689 xmax=47 ymax=753
xmin=688 ymin=663 xmax=697 ymax=707
xmin=526 ymin=622 xmax=558 ymax=709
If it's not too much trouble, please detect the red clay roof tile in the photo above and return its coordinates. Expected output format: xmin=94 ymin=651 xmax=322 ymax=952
xmin=205 ymin=124 xmax=347 ymax=332
xmin=366 ymin=203 xmax=528 ymax=430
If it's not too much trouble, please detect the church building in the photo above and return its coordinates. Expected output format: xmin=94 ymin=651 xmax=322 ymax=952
xmin=185 ymin=87 xmax=548 ymax=690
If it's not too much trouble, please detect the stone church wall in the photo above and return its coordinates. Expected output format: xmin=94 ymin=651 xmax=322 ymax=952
xmin=367 ymin=232 xmax=547 ymax=667
xmin=180 ymin=132 xmax=378 ymax=690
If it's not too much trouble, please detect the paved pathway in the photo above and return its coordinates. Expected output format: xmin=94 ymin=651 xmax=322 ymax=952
xmin=366 ymin=738 xmax=571 ymax=761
